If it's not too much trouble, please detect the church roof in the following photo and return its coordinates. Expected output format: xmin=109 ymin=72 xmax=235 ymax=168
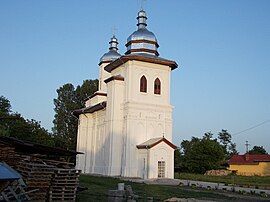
xmin=73 ymin=101 xmax=106 ymax=117
xmin=136 ymin=137 xmax=177 ymax=150
xmin=104 ymin=53 xmax=178 ymax=73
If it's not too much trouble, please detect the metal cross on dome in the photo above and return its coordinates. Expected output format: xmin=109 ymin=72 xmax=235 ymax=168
xmin=111 ymin=26 xmax=117 ymax=37
xmin=139 ymin=0 xmax=147 ymax=10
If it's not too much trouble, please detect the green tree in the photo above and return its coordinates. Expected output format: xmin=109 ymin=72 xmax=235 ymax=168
xmin=0 ymin=96 xmax=11 ymax=115
xmin=180 ymin=133 xmax=225 ymax=174
xmin=53 ymin=79 xmax=98 ymax=150
xmin=249 ymin=146 xmax=268 ymax=155
xmin=218 ymin=129 xmax=237 ymax=159
xmin=0 ymin=96 xmax=11 ymax=136
xmin=75 ymin=79 xmax=99 ymax=107
xmin=53 ymin=83 xmax=78 ymax=150
xmin=204 ymin=131 xmax=213 ymax=140
xmin=0 ymin=96 xmax=54 ymax=146
xmin=174 ymin=148 xmax=181 ymax=171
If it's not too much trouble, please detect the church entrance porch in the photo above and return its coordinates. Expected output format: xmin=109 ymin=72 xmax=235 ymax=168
xmin=136 ymin=137 xmax=177 ymax=179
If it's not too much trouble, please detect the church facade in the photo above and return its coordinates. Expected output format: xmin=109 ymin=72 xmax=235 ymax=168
xmin=74 ymin=10 xmax=178 ymax=179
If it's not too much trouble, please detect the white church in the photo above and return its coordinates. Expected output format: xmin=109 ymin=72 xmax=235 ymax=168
xmin=74 ymin=9 xmax=178 ymax=179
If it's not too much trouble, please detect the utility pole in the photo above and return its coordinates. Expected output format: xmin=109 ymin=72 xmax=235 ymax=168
xmin=245 ymin=140 xmax=250 ymax=154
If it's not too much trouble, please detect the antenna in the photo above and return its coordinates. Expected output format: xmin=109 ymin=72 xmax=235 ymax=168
xmin=245 ymin=140 xmax=250 ymax=154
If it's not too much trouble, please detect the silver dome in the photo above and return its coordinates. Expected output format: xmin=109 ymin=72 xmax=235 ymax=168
xmin=100 ymin=35 xmax=121 ymax=63
xmin=125 ymin=10 xmax=159 ymax=56
xmin=127 ymin=28 xmax=157 ymax=42
xmin=100 ymin=50 xmax=121 ymax=63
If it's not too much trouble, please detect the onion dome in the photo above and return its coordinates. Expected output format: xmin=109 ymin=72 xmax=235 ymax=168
xmin=100 ymin=35 xmax=121 ymax=64
xmin=125 ymin=10 xmax=159 ymax=56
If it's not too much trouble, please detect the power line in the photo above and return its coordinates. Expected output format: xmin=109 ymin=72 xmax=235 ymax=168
xmin=232 ymin=119 xmax=270 ymax=136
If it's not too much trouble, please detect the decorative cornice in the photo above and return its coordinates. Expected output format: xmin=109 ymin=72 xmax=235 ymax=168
xmin=85 ymin=92 xmax=107 ymax=101
xmin=73 ymin=101 xmax=107 ymax=117
xmin=104 ymin=75 xmax=125 ymax=83
xmin=98 ymin=60 xmax=112 ymax=66
xmin=104 ymin=55 xmax=178 ymax=73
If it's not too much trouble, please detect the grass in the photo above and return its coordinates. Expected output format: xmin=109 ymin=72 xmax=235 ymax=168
xmin=77 ymin=174 xmax=237 ymax=201
xmin=175 ymin=172 xmax=270 ymax=189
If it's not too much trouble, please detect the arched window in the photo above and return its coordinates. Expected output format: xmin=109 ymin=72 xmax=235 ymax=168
xmin=154 ymin=78 xmax=161 ymax=94
xmin=140 ymin=76 xmax=147 ymax=92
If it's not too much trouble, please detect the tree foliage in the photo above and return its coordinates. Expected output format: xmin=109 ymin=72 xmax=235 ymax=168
xmin=0 ymin=96 xmax=11 ymax=115
xmin=53 ymin=79 xmax=98 ymax=150
xmin=249 ymin=146 xmax=268 ymax=155
xmin=76 ymin=80 xmax=99 ymax=107
xmin=174 ymin=148 xmax=183 ymax=172
xmin=53 ymin=83 xmax=78 ymax=150
xmin=218 ymin=129 xmax=237 ymax=158
xmin=0 ymin=96 xmax=54 ymax=146
xmin=175 ymin=130 xmax=238 ymax=174
xmin=178 ymin=133 xmax=225 ymax=174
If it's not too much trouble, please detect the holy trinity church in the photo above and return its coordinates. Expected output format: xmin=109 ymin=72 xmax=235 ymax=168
xmin=74 ymin=9 xmax=178 ymax=179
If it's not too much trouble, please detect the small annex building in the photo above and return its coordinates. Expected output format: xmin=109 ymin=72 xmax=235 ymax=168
xmin=228 ymin=154 xmax=270 ymax=176
xmin=74 ymin=9 xmax=178 ymax=179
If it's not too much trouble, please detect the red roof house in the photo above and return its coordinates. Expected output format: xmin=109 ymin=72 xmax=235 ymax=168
xmin=228 ymin=154 xmax=270 ymax=176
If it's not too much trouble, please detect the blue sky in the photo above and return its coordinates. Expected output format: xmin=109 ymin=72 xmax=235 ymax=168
xmin=0 ymin=0 xmax=269 ymax=153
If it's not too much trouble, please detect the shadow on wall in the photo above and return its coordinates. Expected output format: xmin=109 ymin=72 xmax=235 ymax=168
xmin=77 ymin=129 xmax=173 ymax=178
xmin=76 ymin=105 xmax=173 ymax=178
xmin=77 ymin=127 xmax=137 ymax=177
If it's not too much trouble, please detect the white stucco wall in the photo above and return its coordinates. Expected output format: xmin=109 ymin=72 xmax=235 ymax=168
xmin=85 ymin=93 xmax=107 ymax=107
xmin=76 ymin=109 xmax=108 ymax=175
xmin=137 ymin=142 xmax=174 ymax=179
xmin=138 ymin=149 xmax=148 ymax=179
xmin=148 ymin=142 xmax=174 ymax=179
xmin=76 ymin=59 xmax=175 ymax=179
xmin=106 ymin=78 xmax=125 ymax=176
xmin=99 ymin=62 xmax=112 ymax=92
xmin=111 ymin=61 xmax=171 ymax=105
